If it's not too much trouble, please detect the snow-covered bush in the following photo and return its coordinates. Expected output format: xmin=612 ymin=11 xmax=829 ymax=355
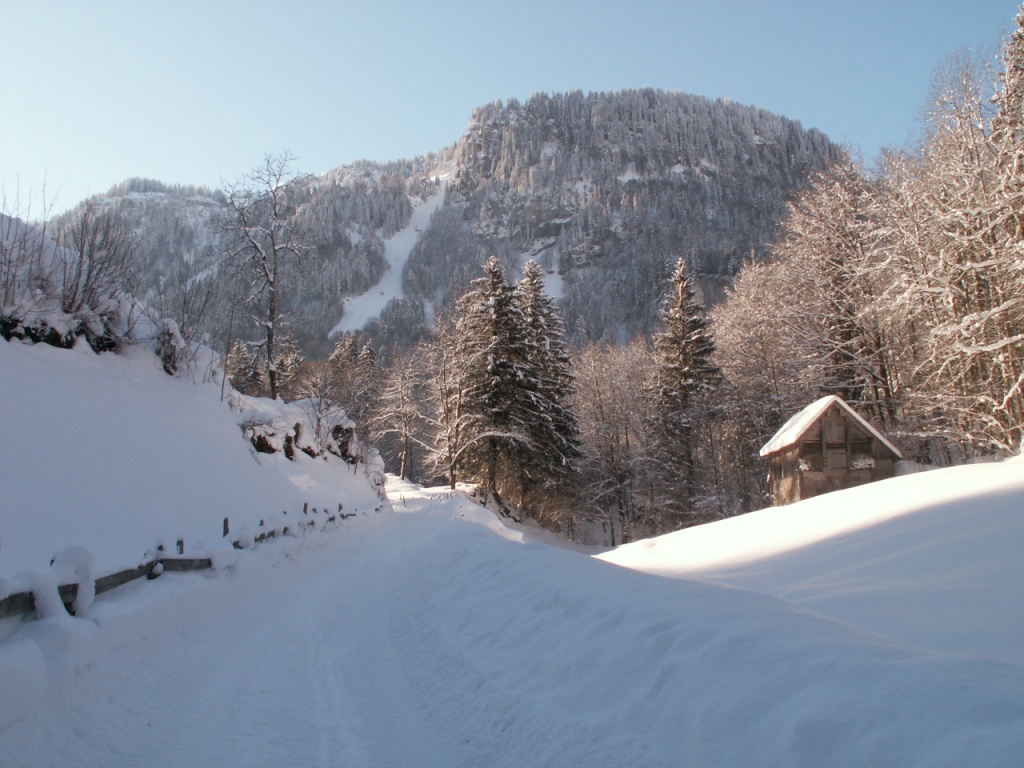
xmin=1 ymin=211 xmax=187 ymax=373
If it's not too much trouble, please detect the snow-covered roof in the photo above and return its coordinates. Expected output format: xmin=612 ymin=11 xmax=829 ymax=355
xmin=759 ymin=395 xmax=902 ymax=459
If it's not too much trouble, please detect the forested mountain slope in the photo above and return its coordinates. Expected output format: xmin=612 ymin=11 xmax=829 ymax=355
xmin=423 ymin=89 xmax=841 ymax=341
xmin=68 ymin=89 xmax=840 ymax=352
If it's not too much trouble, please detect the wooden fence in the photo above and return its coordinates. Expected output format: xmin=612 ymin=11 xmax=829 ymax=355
xmin=0 ymin=503 xmax=356 ymax=621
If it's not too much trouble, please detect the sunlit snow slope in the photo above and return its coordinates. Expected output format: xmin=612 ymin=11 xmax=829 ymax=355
xmin=332 ymin=186 xmax=446 ymax=334
xmin=1 ymin=338 xmax=1023 ymax=767
xmin=599 ymin=458 xmax=1024 ymax=666
xmin=0 ymin=340 xmax=384 ymax=578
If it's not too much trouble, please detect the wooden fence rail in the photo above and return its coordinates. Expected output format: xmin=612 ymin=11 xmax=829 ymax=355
xmin=0 ymin=503 xmax=355 ymax=621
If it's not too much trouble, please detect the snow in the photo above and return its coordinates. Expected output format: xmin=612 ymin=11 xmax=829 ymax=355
xmin=331 ymin=187 xmax=446 ymax=334
xmin=759 ymin=394 xmax=902 ymax=457
xmin=49 ymin=546 xmax=94 ymax=617
xmin=0 ymin=339 xmax=385 ymax=578
xmin=617 ymin=163 xmax=641 ymax=182
xmin=1 ymin=338 xmax=1023 ymax=766
xmin=599 ymin=457 xmax=1024 ymax=666
xmin=542 ymin=266 xmax=564 ymax=300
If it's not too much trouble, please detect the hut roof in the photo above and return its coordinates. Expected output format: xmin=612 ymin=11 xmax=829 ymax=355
xmin=759 ymin=396 xmax=902 ymax=459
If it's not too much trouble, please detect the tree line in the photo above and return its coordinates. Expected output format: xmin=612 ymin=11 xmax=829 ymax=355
xmin=716 ymin=17 xmax=1024 ymax=466
xmin=332 ymin=255 xmax=721 ymax=542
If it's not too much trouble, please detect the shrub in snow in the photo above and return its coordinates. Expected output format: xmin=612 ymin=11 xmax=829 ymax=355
xmin=1 ymin=213 xmax=187 ymax=373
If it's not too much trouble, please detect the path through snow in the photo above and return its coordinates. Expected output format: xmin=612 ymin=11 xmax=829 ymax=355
xmin=4 ymin=481 xmax=1024 ymax=767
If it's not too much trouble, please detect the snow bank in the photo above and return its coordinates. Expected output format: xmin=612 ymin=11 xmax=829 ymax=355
xmin=600 ymin=456 xmax=1024 ymax=665
xmin=0 ymin=338 xmax=387 ymax=578
xmin=381 ymin=486 xmax=1024 ymax=767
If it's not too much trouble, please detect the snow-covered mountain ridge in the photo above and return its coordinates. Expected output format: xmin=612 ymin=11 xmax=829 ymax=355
xmin=69 ymin=89 xmax=841 ymax=352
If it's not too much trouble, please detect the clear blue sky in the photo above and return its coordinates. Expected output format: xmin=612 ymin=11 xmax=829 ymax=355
xmin=1 ymin=0 xmax=1017 ymax=214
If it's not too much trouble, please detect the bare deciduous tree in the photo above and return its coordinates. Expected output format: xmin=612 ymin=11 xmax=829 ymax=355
xmin=55 ymin=205 xmax=136 ymax=316
xmin=224 ymin=152 xmax=311 ymax=401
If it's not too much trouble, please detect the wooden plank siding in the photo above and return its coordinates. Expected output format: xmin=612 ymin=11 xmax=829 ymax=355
xmin=764 ymin=399 xmax=900 ymax=506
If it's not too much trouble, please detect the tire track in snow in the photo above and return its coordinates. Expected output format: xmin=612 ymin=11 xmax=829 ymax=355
xmin=308 ymin=513 xmax=461 ymax=767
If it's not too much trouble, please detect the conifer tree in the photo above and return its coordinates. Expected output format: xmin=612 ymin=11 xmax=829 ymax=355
xmin=649 ymin=258 xmax=721 ymax=526
xmin=514 ymin=261 xmax=582 ymax=507
xmin=273 ymin=333 xmax=304 ymax=401
xmin=224 ymin=340 xmax=264 ymax=397
xmin=348 ymin=341 xmax=380 ymax=434
xmin=454 ymin=257 xmax=539 ymax=509
xmin=328 ymin=334 xmax=360 ymax=372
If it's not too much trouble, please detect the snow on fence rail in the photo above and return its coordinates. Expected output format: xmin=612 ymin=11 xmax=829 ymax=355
xmin=0 ymin=503 xmax=359 ymax=621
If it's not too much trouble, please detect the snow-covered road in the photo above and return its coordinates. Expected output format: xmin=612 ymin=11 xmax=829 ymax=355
xmin=142 ymin=514 xmax=459 ymax=768
xmin=7 ymin=482 xmax=1024 ymax=768
xmin=32 ymin=510 xmax=467 ymax=768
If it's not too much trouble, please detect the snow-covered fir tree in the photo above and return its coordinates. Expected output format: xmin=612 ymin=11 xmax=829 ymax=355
xmin=649 ymin=258 xmax=721 ymax=526
xmin=514 ymin=261 xmax=582 ymax=516
xmin=452 ymin=257 xmax=540 ymax=513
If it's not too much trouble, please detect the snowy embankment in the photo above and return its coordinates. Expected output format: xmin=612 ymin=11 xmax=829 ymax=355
xmin=599 ymin=457 xmax=1024 ymax=666
xmin=332 ymin=185 xmax=446 ymax=334
xmin=0 ymin=339 xmax=386 ymax=579
xmin=1 ymin=338 xmax=1023 ymax=766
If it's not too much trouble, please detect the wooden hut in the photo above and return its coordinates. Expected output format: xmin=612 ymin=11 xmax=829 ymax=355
xmin=760 ymin=396 xmax=902 ymax=505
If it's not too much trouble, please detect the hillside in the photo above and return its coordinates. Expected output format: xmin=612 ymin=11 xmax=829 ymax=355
xmin=1 ymin=339 xmax=1022 ymax=766
xmin=69 ymin=89 xmax=840 ymax=353
xmin=0 ymin=339 xmax=389 ymax=577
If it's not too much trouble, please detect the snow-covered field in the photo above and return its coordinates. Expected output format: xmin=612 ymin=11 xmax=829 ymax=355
xmin=600 ymin=457 xmax=1024 ymax=667
xmin=1 ymin=338 xmax=1023 ymax=767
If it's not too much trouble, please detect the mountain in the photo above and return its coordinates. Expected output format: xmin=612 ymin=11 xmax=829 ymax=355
xmin=66 ymin=89 xmax=842 ymax=353
xmin=428 ymin=89 xmax=841 ymax=342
